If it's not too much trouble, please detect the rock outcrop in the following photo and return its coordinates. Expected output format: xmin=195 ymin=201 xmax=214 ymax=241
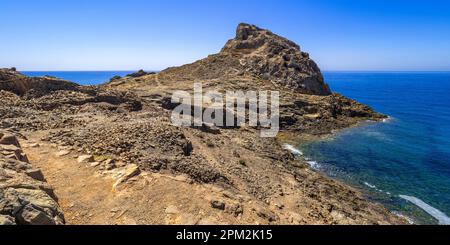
xmin=221 ymin=23 xmax=331 ymax=95
xmin=125 ymin=70 xmax=155 ymax=78
xmin=0 ymin=68 xmax=78 ymax=97
xmin=0 ymin=130 xmax=64 ymax=225
xmin=157 ymin=23 xmax=330 ymax=95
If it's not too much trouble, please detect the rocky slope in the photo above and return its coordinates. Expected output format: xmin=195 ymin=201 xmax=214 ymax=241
xmin=0 ymin=130 xmax=64 ymax=225
xmin=0 ymin=24 xmax=404 ymax=225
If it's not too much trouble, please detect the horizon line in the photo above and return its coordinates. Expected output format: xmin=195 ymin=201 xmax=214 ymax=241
xmin=18 ymin=69 xmax=450 ymax=73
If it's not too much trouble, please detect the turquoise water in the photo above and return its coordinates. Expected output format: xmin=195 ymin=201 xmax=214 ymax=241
xmin=297 ymin=72 xmax=450 ymax=224
xmin=22 ymin=71 xmax=134 ymax=85
xmin=21 ymin=71 xmax=450 ymax=224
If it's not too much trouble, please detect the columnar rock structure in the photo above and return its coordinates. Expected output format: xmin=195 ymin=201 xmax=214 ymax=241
xmin=0 ymin=131 xmax=65 ymax=225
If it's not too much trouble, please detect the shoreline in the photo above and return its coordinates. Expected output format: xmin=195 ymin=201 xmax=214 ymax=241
xmin=280 ymin=117 xmax=450 ymax=225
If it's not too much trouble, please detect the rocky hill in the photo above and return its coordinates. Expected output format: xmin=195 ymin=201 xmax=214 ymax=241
xmin=0 ymin=24 xmax=405 ymax=225
xmin=135 ymin=23 xmax=330 ymax=95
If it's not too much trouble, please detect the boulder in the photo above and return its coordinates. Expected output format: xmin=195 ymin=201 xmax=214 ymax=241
xmin=25 ymin=169 xmax=45 ymax=181
xmin=0 ymin=134 xmax=20 ymax=147
xmin=113 ymin=164 xmax=141 ymax=189
xmin=0 ymin=131 xmax=64 ymax=225
xmin=56 ymin=150 xmax=70 ymax=157
xmin=0 ymin=214 xmax=15 ymax=225
xmin=17 ymin=204 xmax=57 ymax=225
xmin=210 ymin=200 xmax=226 ymax=210
xmin=77 ymin=155 xmax=94 ymax=163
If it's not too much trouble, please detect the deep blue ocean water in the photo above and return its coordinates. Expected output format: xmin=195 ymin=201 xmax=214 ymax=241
xmin=297 ymin=72 xmax=450 ymax=224
xmin=21 ymin=71 xmax=450 ymax=224
xmin=22 ymin=71 xmax=134 ymax=85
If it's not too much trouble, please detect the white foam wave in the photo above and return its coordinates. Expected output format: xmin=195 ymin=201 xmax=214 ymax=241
xmin=363 ymin=182 xmax=391 ymax=195
xmin=364 ymin=182 xmax=377 ymax=189
xmin=399 ymin=195 xmax=450 ymax=225
xmin=282 ymin=144 xmax=320 ymax=169
xmin=382 ymin=116 xmax=393 ymax=123
xmin=282 ymin=144 xmax=303 ymax=156
xmin=392 ymin=211 xmax=415 ymax=225
xmin=306 ymin=160 xmax=320 ymax=170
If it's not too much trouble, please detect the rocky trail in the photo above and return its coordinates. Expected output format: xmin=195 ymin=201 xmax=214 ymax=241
xmin=21 ymin=132 xmax=277 ymax=225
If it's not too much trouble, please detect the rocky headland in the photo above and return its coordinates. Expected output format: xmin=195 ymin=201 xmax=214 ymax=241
xmin=0 ymin=23 xmax=404 ymax=225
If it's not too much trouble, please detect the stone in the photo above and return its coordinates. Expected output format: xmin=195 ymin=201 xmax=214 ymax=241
xmin=0 ymin=134 xmax=20 ymax=147
xmin=17 ymin=204 xmax=56 ymax=225
xmin=28 ymin=143 xmax=40 ymax=148
xmin=227 ymin=203 xmax=244 ymax=217
xmin=254 ymin=208 xmax=278 ymax=222
xmin=25 ymin=169 xmax=45 ymax=181
xmin=77 ymin=155 xmax=94 ymax=163
xmin=0 ymin=144 xmax=21 ymax=153
xmin=113 ymin=164 xmax=140 ymax=189
xmin=0 ymin=214 xmax=15 ymax=225
xmin=210 ymin=200 xmax=226 ymax=210
xmin=165 ymin=205 xmax=180 ymax=214
xmin=56 ymin=150 xmax=70 ymax=157
xmin=90 ymin=162 xmax=101 ymax=167
xmin=103 ymin=159 xmax=116 ymax=170
xmin=0 ymin=187 xmax=64 ymax=225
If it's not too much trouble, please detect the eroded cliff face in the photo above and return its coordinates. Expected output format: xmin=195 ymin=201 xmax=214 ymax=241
xmin=221 ymin=23 xmax=331 ymax=95
xmin=0 ymin=24 xmax=403 ymax=225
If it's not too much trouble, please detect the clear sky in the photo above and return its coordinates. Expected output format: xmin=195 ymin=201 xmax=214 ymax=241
xmin=1 ymin=0 xmax=450 ymax=71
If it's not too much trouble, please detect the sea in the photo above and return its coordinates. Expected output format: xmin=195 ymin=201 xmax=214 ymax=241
xmin=22 ymin=71 xmax=450 ymax=225
xmin=23 ymin=71 xmax=134 ymax=85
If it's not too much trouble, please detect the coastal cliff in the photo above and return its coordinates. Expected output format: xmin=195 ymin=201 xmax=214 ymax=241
xmin=0 ymin=24 xmax=403 ymax=225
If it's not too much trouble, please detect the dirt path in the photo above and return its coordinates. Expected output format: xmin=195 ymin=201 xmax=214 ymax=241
xmin=21 ymin=132 xmax=271 ymax=225
xmin=24 ymin=136 xmax=126 ymax=224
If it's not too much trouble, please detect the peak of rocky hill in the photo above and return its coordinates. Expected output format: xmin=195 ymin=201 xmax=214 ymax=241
xmin=220 ymin=23 xmax=330 ymax=95
xmin=151 ymin=23 xmax=330 ymax=95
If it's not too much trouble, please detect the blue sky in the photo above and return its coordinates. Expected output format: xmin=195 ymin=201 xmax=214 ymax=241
xmin=1 ymin=0 xmax=450 ymax=71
